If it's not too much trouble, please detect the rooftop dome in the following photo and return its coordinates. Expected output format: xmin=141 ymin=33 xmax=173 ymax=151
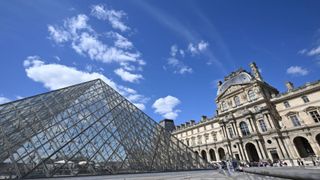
xmin=217 ymin=71 xmax=253 ymax=96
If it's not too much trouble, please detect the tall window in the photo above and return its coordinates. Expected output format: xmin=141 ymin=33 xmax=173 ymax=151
xmin=234 ymin=96 xmax=240 ymax=106
xmin=309 ymin=110 xmax=320 ymax=123
xmin=290 ymin=115 xmax=301 ymax=127
xmin=191 ymin=137 xmax=196 ymax=146
xmin=248 ymin=90 xmax=256 ymax=101
xmin=284 ymin=101 xmax=290 ymax=108
xmin=240 ymin=122 xmax=250 ymax=136
xmin=254 ymin=106 xmax=260 ymax=112
xmin=228 ymin=127 xmax=234 ymax=138
xmin=302 ymin=96 xmax=310 ymax=103
xmin=212 ymin=133 xmax=217 ymax=142
xmin=204 ymin=134 xmax=209 ymax=143
xmin=258 ymin=119 xmax=267 ymax=132
xmin=198 ymin=135 xmax=202 ymax=145
xmin=221 ymin=101 xmax=227 ymax=111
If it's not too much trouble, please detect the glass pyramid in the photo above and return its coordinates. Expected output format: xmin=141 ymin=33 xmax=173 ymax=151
xmin=0 ymin=79 xmax=208 ymax=179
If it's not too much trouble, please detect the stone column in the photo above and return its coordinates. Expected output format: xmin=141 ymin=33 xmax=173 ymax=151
xmin=264 ymin=113 xmax=273 ymax=129
xmin=257 ymin=139 xmax=268 ymax=159
xmin=235 ymin=122 xmax=242 ymax=137
xmin=215 ymin=148 xmax=220 ymax=161
xmin=307 ymin=134 xmax=320 ymax=155
xmin=274 ymin=137 xmax=285 ymax=159
xmin=221 ymin=124 xmax=227 ymax=139
xmin=231 ymin=121 xmax=238 ymax=137
xmin=237 ymin=142 xmax=244 ymax=160
xmin=253 ymin=140 xmax=264 ymax=160
xmin=285 ymin=136 xmax=300 ymax=158
xmin=248 ymin=117 xmax=257 ymax=133
xmin=240 ymin=142 xmax=249 ymax=161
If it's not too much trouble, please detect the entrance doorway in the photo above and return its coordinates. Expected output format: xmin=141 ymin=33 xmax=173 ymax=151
xmin=245 ymin=143 xmax=260 ymax=162
xmin=234 ymin=154 xmax=240 ymax=160
xmin=270 ymin=150 xmax=280 ymax=162
xmin=293 ymin=136 xmax=315 ymax=158
xmin=218 ymin=148 xmax=225 ymax=160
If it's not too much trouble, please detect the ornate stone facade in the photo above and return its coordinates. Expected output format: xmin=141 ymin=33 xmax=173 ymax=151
xmin=172 ymin=62 xmax=320 ymax=166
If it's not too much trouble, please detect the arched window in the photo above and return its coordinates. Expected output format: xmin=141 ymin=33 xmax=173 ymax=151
xmin=234 ymin=96 xmax=240 ymax=106
xmin=209 ymin=149 xmax=216 ymax=161
xmin=248 ymin=90 xmax=256 ymax=101
xmin=240 ymin=121 xmax=250 ymax=136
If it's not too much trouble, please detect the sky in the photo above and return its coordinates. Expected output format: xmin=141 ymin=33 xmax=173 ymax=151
xmin=1 ymin=0 xmax=320 ymax=125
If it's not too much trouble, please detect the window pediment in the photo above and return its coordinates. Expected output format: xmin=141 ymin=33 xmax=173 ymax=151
xmin=285 ymin=111 xmax=299 ymax=117
xmin=304 ymin=106 xmax=320 ymax=112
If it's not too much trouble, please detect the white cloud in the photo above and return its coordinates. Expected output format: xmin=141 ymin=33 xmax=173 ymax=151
xmin=298 ymin=49 xmax=307 ymax=55
xmin=307 ymin=46 xmax=320 ymax=56
xmin=0 ymin=96 xmax=10 ymax=104
xmin=23 ymin=56 xmax=147 ymax=110
xmin=114 ymin=68 xmax=143 ymax=83
xmin=47 ymin=12 xmax=144 ymax=83
xmin=16 ymin=96 xmax=24 ymax=100
xmin=133 ymin=103 xmax=145 ymax=111
xmin=188 ymin=40 xmax=209 ymax=55
xmin=179 ymin=49 xmax=185 ymax=57
xmin=48 ymin=14 xmax=91 ymax=44
xmin=188 ymin=43 xmax=198 ymax=55
xmin=198 ymin=40 xmax=209 ymax=51
xmin=48 ymin=25 xmax=70 ymax=43
xmin=286 ymin=66 xmax=309 ymax=76
xmin=170 ymin=45 xmax=178 ymax=57
xmin=111 ymin=32 xmax=133 ymax=49
xmin=152 ymin=95 xmax=181 ymax=120
xmin=91 ymin=4 xmax=129 ymax=32
xmin=167 ymin=57 xmax=193 ymax=74
xmin=299 ymin=47 xmax=320 ymax=56
xmin=71 ymin=32 xmax=139 ymax=64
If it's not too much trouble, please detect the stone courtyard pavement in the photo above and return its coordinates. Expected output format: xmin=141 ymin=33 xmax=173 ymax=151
xmin=32 ymin=170 xmax=289 ymax=180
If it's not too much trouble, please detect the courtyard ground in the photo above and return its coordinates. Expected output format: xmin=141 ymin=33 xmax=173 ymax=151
xmin=30 ymin=169 xmax=290 ymax=180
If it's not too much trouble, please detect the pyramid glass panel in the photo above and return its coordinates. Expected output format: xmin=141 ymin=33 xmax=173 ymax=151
xmin=0 ymin=79 xmax=208 ymax=179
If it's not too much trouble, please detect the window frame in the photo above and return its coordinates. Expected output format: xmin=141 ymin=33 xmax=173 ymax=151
xmin=289 ymin=114 xmax=301 ymax=127
xmin=234 ymin=96 xmax=240 ymax=106
xmin=221 ymin=101 xmax=228 ymax=111
xmin=258 ymin=119 xmax=267 ymax=132
xmin=228 ymin=127 xmax=234 ymax=138
xmin=248 ymin=90 xmax=256 ymax=101
xmin=302 ymin=96 xmax=310 ymax=103
xmin=309 ymin=110 xmax=320 ymax=123
xmin=239 ymin=121 xmax=250 ymax=136
xmin=284 ymin=101 xmax=291 ymax=108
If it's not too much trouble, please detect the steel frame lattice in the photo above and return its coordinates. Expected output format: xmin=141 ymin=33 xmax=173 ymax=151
xmin=0 ymin=79 xmax=208 ymax=179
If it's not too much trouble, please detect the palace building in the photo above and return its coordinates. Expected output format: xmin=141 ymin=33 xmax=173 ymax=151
xmin=172 ymin=62 xmax=320 ymax=166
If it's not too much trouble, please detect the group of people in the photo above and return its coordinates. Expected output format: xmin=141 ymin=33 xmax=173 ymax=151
xmin=213 ymin=156 xmax=320 ymax=173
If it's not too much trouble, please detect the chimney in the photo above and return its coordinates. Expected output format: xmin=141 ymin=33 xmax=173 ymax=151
xmin=186 ymin=122 xmax=190 ymax=127
xmin=250 ymin=62 xmax=263 ymax=81
xmin=285 ymin=81 xmax=294 ymax=92
xmin=201 ymin=115 xmax=207 ymax=122
xmin=190 ymin=120 xmax=195 ymax=126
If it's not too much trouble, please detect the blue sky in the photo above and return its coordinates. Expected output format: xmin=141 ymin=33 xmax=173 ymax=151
xmin=1 ymin=0 xmax=320 ymax=125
